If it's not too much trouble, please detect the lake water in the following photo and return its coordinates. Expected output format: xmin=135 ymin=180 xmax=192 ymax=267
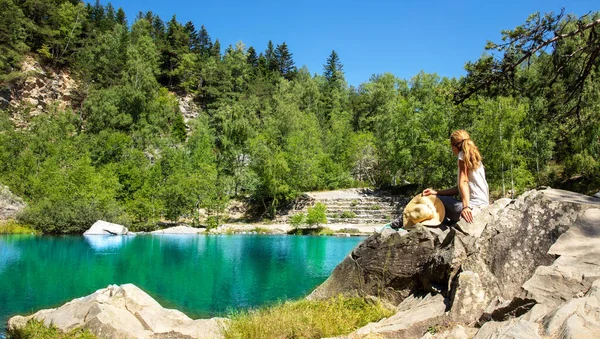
xmin=0 ymin=234 xmax=364 ymax=336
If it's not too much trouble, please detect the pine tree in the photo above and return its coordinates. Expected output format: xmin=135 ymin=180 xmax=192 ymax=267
xmin=265 ymin=40 xmax=277 ymax=72
xmin=324 ymin=50 xmax=344 ymax=85
xmin=105 ymin=3 xmax=116 ymax=27
xmin=246 ymin=46 xmax=258 ymax=67
xmin=210 ymin=39 xmax=221 ymax=58
xmin=116 ymin=8 xmax=127 ymax=26
xmin=184 ymin=21 xmax=199 ymax=52
xmin=160 ymin=15 xmax=189 ymax=88
xmin=198 ymin=25 xmax=212 ymax=56
xmin=275 ymin=42 xmax=295 ymax=80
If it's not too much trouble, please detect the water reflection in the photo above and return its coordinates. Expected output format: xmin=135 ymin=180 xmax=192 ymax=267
xmin=83 ymin=235 xmax=134 ymax=251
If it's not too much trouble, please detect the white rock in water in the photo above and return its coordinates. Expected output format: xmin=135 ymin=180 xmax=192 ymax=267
xmin=83 ymin=220 xmax=128 ymax=235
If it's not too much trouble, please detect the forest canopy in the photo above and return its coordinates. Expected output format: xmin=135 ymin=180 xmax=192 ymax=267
xmin=0 ymin=1 xmax=598 ymax=233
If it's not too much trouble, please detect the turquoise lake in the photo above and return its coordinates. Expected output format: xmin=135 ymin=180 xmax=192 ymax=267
xmin=0 ymin=234 xmax=364 ymax=335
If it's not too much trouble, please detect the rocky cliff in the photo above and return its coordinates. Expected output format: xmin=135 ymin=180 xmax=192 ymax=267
xmin=0 ymin=184 xmax=25 ymax=222
xmin=2 ymin=56 xmax=78 ymax=128
xmin=310 ymin=188 xmax=600 ymax=338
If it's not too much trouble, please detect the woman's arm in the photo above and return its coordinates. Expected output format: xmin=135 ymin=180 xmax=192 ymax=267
xmin=458 ymin=159 xmax=473 ymax=223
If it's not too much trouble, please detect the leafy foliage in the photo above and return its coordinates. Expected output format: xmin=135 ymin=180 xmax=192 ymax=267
xmin=306 ymin=203 xmax=327 ymax=227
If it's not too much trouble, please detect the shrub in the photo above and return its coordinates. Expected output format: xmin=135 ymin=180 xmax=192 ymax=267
xmin=223 ymin=296 xmax=394 ymax=339
xmin=205 ymin=215 xmax=220 ymax=229
xmin=0 ymin=220 xmax=39 ymax=234
xmin=339 ymin=211 xmax=356 ymax=218
xmin=370 ymin=204 xmax=381 ymax=210
xmin=306 ymin=203 xmax=327 ymax=227
xmin=290 ymin=213 xmax=306 ymax=228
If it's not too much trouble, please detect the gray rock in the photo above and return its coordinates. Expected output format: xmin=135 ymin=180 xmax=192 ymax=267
xmin=473 ymin=319 xmax=541 ymax=339
xmin=522 ymin=209 xmax=600 ymax=308
xmin=461 ymin=189 xmax=600 ymax=303
xmin=308 ymin=225 xmax=454 ymax=305
xmin=84 ymin=220 xmax=129 ymax=235
xmin=547 ymin=208 xmax=600 ymax=258
xmin=540 ymin=279 xmax=600 ymax=338
xmin=449 ymin=271 xmax=490 ymax=324
xmin=8 ymin=284 xmax=227 ymax=339
xmin=151 ymin=226 xmax=206 ymax=234
xmin=350 ymin=293 xmax=447 ymax=338
xmin=0 ymin=184 xmax=26 ymax=221
xmin=420 ymin=325 xmax=478 ymax=339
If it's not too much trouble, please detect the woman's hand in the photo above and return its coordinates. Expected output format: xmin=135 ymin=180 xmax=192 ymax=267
xmin=461 ymin=207 xmax=474 ymax=223
xmin=423 ymin=188 xmax=437 ymax=196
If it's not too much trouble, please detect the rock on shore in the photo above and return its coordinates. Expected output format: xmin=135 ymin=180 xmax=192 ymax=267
xmin=311 ymin=188 xmax=600 ymax=338
xmin=8 ymin=284 xmax=227 ymax=339
xmin=151 ymin=225 xmax=206 ymax=234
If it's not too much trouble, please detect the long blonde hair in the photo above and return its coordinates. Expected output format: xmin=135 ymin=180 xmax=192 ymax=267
xmin=451 ymin=130 xmax=482 ymax=170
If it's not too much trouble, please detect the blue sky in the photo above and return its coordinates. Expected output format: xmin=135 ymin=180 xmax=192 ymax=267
xmin=96 ymin=0 xmax=598 ymax=87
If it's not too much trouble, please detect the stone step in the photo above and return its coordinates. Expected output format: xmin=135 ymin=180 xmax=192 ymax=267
xmin=327 ymin=218 xmax=393 ymax=224
xmin=326 ymin=212 xmax=397 ymax=218
xmin=306 ymin=204 xmax=399 ymax=211
xmin=313 ymin=199 xmax=400 ymax=204
xmin=324 ymin=209 xmax=397 ymax=214
xmin=319 ymin=202 xmax=398 ymax=207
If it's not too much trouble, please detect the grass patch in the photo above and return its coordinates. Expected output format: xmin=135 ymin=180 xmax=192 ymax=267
xmin=317 ymin=227 xmax=335 ymax=236
xmin=223 ymin=296 xmax=394 ymax=339
xmin=0 ymin=220 xmax=39 ymax=235
xmin=290 ymin=227 xmax=334 ymax=236
xmin=8 ymin=318 xmax=97 ymax=339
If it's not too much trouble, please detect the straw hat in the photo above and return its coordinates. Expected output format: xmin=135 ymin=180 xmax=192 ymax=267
xmin=402 ymin=194 xmax=445 ymax=229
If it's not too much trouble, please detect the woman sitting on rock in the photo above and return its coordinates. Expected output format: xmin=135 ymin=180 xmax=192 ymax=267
xmin=424 ymin=129 xmax=489 ymax=224
xmin=387 ymin=129 xmax=489 ymax=229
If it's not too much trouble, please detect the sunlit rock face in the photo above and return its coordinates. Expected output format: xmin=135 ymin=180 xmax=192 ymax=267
xmin=8 ymin=284 xmax=228 ymax=339
xmin=0 ymin=185 xmax=25 ymax=221
xmin=310 ymin=188 xmax=600 ymax=338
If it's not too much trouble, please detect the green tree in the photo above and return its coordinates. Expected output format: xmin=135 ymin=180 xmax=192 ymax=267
xmin=306 ymin=202 xmax=327 ymax=228
xmin=0 ymin=0 xmax=29 ymax=84
xmin=275 ymin=42 xmax=296 ymax=80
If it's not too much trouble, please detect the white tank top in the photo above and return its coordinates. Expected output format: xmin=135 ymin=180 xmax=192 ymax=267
xmin=458 ymin=151 xmax=489 ymax=207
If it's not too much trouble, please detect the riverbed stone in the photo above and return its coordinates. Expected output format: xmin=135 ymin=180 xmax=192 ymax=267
xmin=84 ymin=220 xmax=129 ymax=235
xmin=8 ymin=284 xmax=227 ymax=339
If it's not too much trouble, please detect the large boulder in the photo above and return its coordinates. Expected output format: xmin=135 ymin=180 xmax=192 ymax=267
xmin=314 ymin=188 xmax=600 ymax=338
xmin=308 ymin=225 xmax=455 ymax=305
xmin=84 ymin=220 xmax=129 ymax=235
xmin=8 ymin=284 xmax=227 ymax=339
